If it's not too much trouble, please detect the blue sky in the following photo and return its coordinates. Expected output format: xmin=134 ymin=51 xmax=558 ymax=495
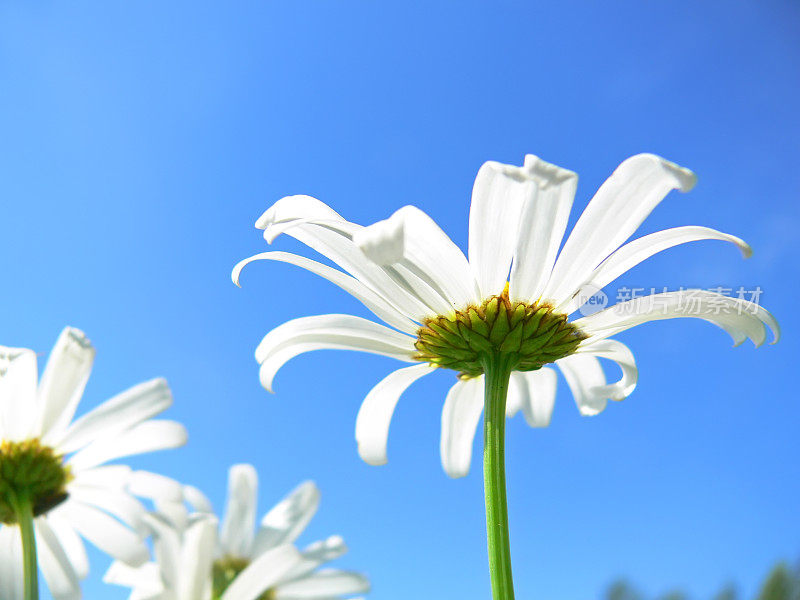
xmin=1 ymin=1 xmax=798 ymax=598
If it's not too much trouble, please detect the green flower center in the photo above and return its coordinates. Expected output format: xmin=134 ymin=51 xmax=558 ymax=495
xmin=0 ymin=439 xmax=71 ymax=524
xmin=414 ymin=288 xmax=587 ymax=378
xmin=213 ymin=557 xmax=275 ymax=600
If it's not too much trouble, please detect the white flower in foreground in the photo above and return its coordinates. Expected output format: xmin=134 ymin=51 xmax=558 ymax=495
xmin=233 ymin=153 xmax=779 ymax=478
xmin=0 ymin=327 xmax=188 ymax=599
xmin=105 ymin=464 xmax=370 ymax=600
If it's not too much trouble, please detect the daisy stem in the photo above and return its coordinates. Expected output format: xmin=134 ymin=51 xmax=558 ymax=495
xmin=12 ymin=495 xmax=39 ymax=600
xmin=482 ymin=353 xmax=516 ymax=600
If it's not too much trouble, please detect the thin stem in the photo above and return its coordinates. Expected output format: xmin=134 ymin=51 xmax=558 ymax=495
xmin=13 ymin=496 xmax=39 ymax=600
xmin=482 ymin=353 xmax=515 ymax=600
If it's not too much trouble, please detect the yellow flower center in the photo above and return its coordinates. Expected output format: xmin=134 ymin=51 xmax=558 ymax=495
xmin=0 ymin=439 xmax=71 ymax=524
xmin=414 ymin=288 xmax=586 ymax=378
xmin=213 ymin=557 xmax=275 ymax=600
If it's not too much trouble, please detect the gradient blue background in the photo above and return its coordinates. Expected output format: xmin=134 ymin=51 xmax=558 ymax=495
xmin=0 ymin=2 xmax=797 ymax=598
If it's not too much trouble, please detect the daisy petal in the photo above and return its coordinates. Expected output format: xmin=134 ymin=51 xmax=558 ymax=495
xmin=0 ymin=347 xmax=38 ymax=441
xmin=355 ymin=364 xmax=434 ymax=466
xmin=58 ymin=501 xmax=149 ymax=566
xmin=576 ymin=339 xmax=638 ymax=401
xmin=545 ymin=154 xmax=696 ymax=306
xmin=220 ymin=464 xmax=258 ymax=558
xmin=440 ymin=377 xmax=484 ymax=479
xmin=233 ymin=251 xmax=418 ymax=334
xmin=508 ymin=368 xmax=558 ymax=427
xmin=47 ymin=516 xmax=89 ymax=579
xmin=255 ymin=195 xmax=345 ymax=242
xmin=184 ymin=485 xmax=214 ymax=514
xmin=54 ymin=378 xmax=172 ymax=453
xmin=565 ymin=226 xmax=751 ymax=314
xmin=354 ymin=205 xmax=478 ymax=308
xmin=35 ymin=519 xmax=81 ymax=600
xmin=256 ymin=196 xmax=431 ymax=320
xmin=469 ymin=157 xmax=543 ymax=298
xmin=67 ymin=420 xmax=188 ymax=471
xmin=282 ymin=535 xmax=348 ymax=582
xmin=555 ymin=353 xmax=609 ymax=416
xmin=37 ymin=327 xmax=95 ymax=440
xmin=128 ymin=470 xmax=185 ymax=503
xmin=177 ymin=517 xmax=217 ymax=600
xmin=0 ymin=526 xmax=24 ymax=600
xmin=273 ymin=569 xmax=370 ymax=598
xmin=255 ymin=315 xmax=416 ymax=393
xmin=141 ymin=512 xmax=182 ymax=588
xmin=66 ymin=486 xmax=146 ymax=530
xmin=509 ymin=156 xmax=578 ymax=303
xmin=71 ymin=465 xmax=132 ymax=490
xmin=252 ymin=481 xmax=320 ymax=555
xmin=221 ymin=544 xmax=302 ymax=600
xmin=103 ymin=561 xmax=163 ymax=594
xmin=574 ymin=290 xmax=780 ymax=347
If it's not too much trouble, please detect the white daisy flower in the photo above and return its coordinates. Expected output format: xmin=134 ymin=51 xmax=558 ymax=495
xmin=105 ymin=464 xmax=370 ymax=600
xmin=0 ymin=327 xmax=188 ymax=600
xmin=233 ymin=153 xmax=779 ymax=478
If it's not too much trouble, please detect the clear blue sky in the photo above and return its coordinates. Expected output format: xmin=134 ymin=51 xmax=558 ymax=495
xmin=1 ymin=2 xmax=798 ymax=598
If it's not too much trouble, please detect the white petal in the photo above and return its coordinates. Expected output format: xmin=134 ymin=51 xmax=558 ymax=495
xmin=103 ymin=561 xmax=163 ymax=594
xmin=576 ymin=339 xmax=638 ymax=401
xmin=255 ymin=195 xmax=432 ymax=320
xmin=221 ymin=544 xmax=302 ymax=600
xmin=68 ymin=420 xmax=188 ymax=471
xmin=58 ymin=501 xmax=149 ymax=566
xmin=282 ymin=535 xmax=347 ymax=582
xmin=564 ymin=226 xmax=751 ymax=314
xmin=141 ymin=512 xmax=182 ymax=588
xmin=66 ymin=486 xmax=146 ymax=530
xmin=574 ymin=290 xmax=780 ymax=347
xmin=544 ymin=154 xmax=697 ymax=306
xmin=273 ymin=569 xmax=370 ymax=598
xmin=220 ymin=464 xmax=258 ymax=558
xmin=354 ymin=205 xmax=478 ymax=308
xmin=152 ymin=500 xmax=190 ymax=533
xmin=53 ymin=378 xmax=173 ymax=453
xmin=0 ymin=525 xmax=25 ymax=600
xmin=47 ymin=516 xmax=89 ymax=580
xmin=469 ymin=157 xmax=540 ymax=297
xmin=184 ymin=485 xmax=214 ymax=514
xmin=35 ymin=519 xmax=81 ymax=600
xmin=255 ymin=315 xmax=416 ymax=393
xmin=252 ymin=482 xmax=320 ymax=556
xmin=508 ymin=368 xmax=558 ymax=427
xmin=555 ymin=354 xmax=608 ymax=416
xmin=440 ymin=377 xmax=484 ymax=479
xmin=255 ymin=195 xmax=345 ymax=241
xmin=355 ymin=364 xmax=434 ymax=466
xmin=508 ymin=156 xmax=578 ymax=303
xmin=128 ymin=471 xmax=185 ymax=503
xmin=233 ymin=251 xmax=418 ymax=334
xmin=177 ymin=518 xmax=216 ymax=600
xmin=37 ymin=327 xmax=96 ymax=440
xmin=71 ymin=465 xmax=132 ymax=490
xmin=0 ymin=346 xmax=39 ymax=441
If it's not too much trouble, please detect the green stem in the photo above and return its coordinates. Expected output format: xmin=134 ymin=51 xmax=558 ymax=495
xmin=13 ymin=496 xmax=39 ymax=600
xmin=481 ymin=353 xmax=515 ymax=600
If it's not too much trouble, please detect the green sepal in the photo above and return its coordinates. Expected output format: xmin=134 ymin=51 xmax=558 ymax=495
xmin=489 ymin=302 xmax=510 ymax=346
xmin=499 ymin=321 xmax=524 ymax=352
xmin=468 ymin=307 xmax=490 ymax=337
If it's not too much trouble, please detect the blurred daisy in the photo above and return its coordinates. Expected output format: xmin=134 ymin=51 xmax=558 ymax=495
xmin=0 ymin=327 xmax=187 ymax=600
xmin=234 ymin=153 xmax=779 ymax=478
xmin=105 ymin=464 xmax=370 ymax=600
